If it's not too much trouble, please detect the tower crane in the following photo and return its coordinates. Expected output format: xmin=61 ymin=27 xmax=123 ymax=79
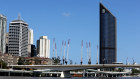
xmin=88 ymin=42 xmax=91 ymax=64
xmin=80 ymin=40 xmax=83 ymax=65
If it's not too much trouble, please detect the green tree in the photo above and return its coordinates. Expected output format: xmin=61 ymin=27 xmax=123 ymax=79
xmin=118 ymin=68 xmax=124 ymax=72
xmin=53 ymin=56 xmax=61 ymax=65
xmin=132 ymin=69 xmax=140 ymax=74
xmin=0 ymin=60 xmax=7 ymax=69
xmin=18 ymin=57 xmax=24 ymax=65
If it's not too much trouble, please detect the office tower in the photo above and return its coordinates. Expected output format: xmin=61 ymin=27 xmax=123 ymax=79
xmin=37 ymin=36 xmax=50 ymax=58
xmin=28 ymin=28 xmax=34 ymax=57
xmin=31 ymin=45 xmax=37 ymax=57
xmin=6 ymin=33 xmax=8 ymax=53
xmin=99 ymin=3 xmax=117 ymax=64
xmin=0 ymin=14 xmax=7 ymax=54
xmin=8 ymin=16 xmax=28 ymax=57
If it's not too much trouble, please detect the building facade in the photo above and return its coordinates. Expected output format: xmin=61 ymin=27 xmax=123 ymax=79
xmin=28 ymin=29 xmax=33 ymax=44
xmin=8 ymin=17 xmax=28 ymax=57
xmin=0 ymin=14 xmax=7 ymax=54
xmin=99 ymin=3 xmax=117 ymax=64
xmin=37 ymin=36 xmax=50 ymax=58
xmin=6 ymin=33 xmax=8 ymax=53
xmin=21 ymin=57 xmax=54 ymax=65
xmin=31 ymin=45 xmax=37 ymax=57
xmin=28 ymin=28 xmax=34 ymax=57
xmin=0 ymin=53 xmax=19 ymax=65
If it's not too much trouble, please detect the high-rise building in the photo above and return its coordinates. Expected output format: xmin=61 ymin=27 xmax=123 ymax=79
xmin=99 ymin=3 xmax=117 ymax=64
xmin=8 ymin=16 xmax=28 ymax=57
xmin=37 ymin=36 xmax=50 ymax=58
xmin=28 ymin=29 xmax=33 ymax=44
xmin=31 ymin=45 xmax=37 ymax=57
xmin=0 ymin=14 xmax=7 ymax=54
xmin=6 ymin=33 xmax=8 ymax=53
xmin=28 ymin=28 xmax=34 ymax=57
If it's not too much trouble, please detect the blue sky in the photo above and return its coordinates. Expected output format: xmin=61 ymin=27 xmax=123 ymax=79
xmin=0 ymin=0 xmax=140 ymax=64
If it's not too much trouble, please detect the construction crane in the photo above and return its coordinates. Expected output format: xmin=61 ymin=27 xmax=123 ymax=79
xmin=132 ymin=58 xmax=135 ymax=65
xmin=80 ymin=40 xmax=83 ymax=65
xmin=86 ymin=42 xmax=90 ymax=64
xmin=88 ymin=42 xmax=91 ymax=64
xmin=63 ymin=41 xmax=66 ymax=65
xmin=126 ymin=57 xmax=128 ymax=65
xmin=52 ymin=38 xmax=55 ymax=59
xmin=66 ymin=39 xmax=70 ymax=65
xmin=55 ymin=43 xmax=57 ymax=58
xmin=96 ymin=45 xmax=98 ymax=64
xmin=60 ymin=41 xmax=64 ymax=64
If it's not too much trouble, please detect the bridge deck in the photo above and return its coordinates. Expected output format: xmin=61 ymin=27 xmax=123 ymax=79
xmin=8 ymin=64 xmax=140 ymax=71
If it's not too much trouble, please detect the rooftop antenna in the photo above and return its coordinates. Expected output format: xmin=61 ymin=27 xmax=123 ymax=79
xmin=18 ymin=13 xmax=21 ymax=20
xmin=96 ymin=45 xmax=99 ymax=64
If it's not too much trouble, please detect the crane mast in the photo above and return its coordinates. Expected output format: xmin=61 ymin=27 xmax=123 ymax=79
xmin=88 ymin=42 xmax=91 ymax=64
xmin=63 ymin=41 xmax=66 ymax=65
xmin=53 ymin=38 xmax=55 ymax=59
xmin=96 ymin=45 xmax=98 ymax=64
xmin=80 ymin=40 xmax=83 ymax=65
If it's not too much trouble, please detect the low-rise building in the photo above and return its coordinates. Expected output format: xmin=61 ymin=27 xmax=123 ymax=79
xmin=0 ymin=53 xmax=19 ymax=65
xmin=22 ymin=57 xmax=54 ymax=65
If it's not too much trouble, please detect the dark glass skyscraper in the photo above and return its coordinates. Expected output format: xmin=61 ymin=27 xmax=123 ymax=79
xmin=99 ymin=3 xmax=117 ymax=64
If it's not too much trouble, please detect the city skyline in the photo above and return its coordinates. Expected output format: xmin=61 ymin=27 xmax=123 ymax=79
xmin=0 ymin=0 xmax=140 ymax=64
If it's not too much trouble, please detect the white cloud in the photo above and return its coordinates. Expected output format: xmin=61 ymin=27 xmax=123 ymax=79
xmin=63 ymin=12 xmax=71 ymax=16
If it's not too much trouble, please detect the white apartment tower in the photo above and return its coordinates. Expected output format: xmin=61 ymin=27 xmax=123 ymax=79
xmin=8 ymin=16 xmax=28 ymax=57
xmin=37 ymin=36 xmax=50 ymax=58
xmin=28 ymin=29 xmax=33 ymax=44
xmin=28 ymin=28 xmax=33 ymax=57
xmin=0 ymin=14 xmax=7 ymax=54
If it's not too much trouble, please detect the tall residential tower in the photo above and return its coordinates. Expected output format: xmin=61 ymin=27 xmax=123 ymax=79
xmin=99 ymin=3 xmax=117 ymax=64
xmin=37 ymin=36 xmax=50 ymax=58
xmin=28 ymin=29 xmax=33 ymax=44
xmin=0 ymin=14 xmax=7 ymax=54
xmin=28 ymin=28 xmax=34 ymax=57
xmin=8 ymin=16 xmax=28 ymax=57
